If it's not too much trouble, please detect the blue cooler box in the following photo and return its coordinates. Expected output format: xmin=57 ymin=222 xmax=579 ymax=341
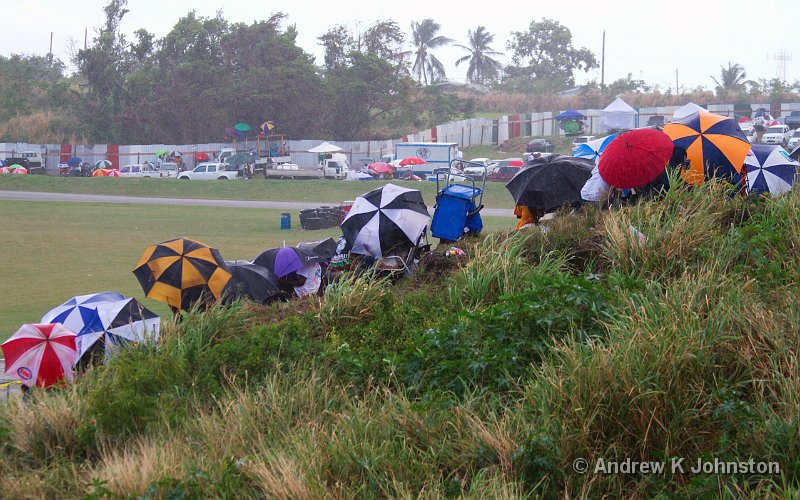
xmin=431 ymin=184 xmax=483 ymax=241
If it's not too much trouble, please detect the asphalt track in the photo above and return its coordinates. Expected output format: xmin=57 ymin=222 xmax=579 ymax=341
xmin=0 ymin=191 xmax=516 ymax=217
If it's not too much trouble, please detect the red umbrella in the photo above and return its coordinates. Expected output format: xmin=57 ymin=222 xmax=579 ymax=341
xmin=598 ymin=129 xmax=674 ymax=189
xmin=367 ymin=162 xmax=395 ymax=175
xmin=195 ymin=152 xmax=210 ymax=161
xmin=399 ymin=156 xmax=427 ymax=166
xmin=508 ymin=160 xmax=525 ymax=167
xmin=2 ymin=323 xmax=78 ymax=388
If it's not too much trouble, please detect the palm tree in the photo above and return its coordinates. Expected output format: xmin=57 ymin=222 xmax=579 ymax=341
xmin=411 ymin=19 xmax=453 ymax=85
xmin=711 ymin=62 xmax=747 ymax=96
xmin=454 ymin=26 xmax=504 ymax=85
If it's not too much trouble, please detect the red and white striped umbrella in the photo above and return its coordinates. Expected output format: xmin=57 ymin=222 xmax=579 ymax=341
xmin=2 ymin=324 xmax=78 ymax=388
xmin=0 ymin=166 xmax=11 ymax=173
xmin=12 ymin=167 xmax=28 ymax=174
xmin=105 ymin=169 xmax=120 ymax=177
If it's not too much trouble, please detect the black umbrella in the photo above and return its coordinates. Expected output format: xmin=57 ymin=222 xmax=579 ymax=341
xmin=223 ymin=260 xmax=281 ymax=304
xmin=296 ymin=238 xmax=338 ymax=262
xmin=505 ymin=154 xmax=594 ymax=212
xmin=341 ymin=183 xmax=429 ymax=258
xmin=253 ymin=246 xmax=329 ymax=278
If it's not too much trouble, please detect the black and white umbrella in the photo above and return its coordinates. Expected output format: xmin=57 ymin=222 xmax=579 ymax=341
xmin=341 ymin=183 xmax=429 ymax=258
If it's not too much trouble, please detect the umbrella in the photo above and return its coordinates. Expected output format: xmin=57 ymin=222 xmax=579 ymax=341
xmin=573 ymin=134 xmax=617 ymax=163
xmin=664 ymin=111 xmax=751 ymax=186
xmin=555 ymin=109 xmax=585 ymax=120
xmin=94 ymin=159 xmax=112 ymax=169
xmin=195 ymin=152 xmax=210 ymax=161
xmin=744 ymin=145 xmax=799 ymax=197
xmin=234 ymin=123 xmax=252 ymax=133
xmin=225 ymin=153 xmax=257 ymax=167
xmin=398 ymin=156 xmax=426 ymax=166
xmin=598 ymin=129 xmax=674 ymax=189
xmin=253 ymin=246 xmax=328 ymax=278
xmin=0 ymin=166 xmax=11 ymax=173
xmin=508 ymin=160 xmax=525 ymax=167
xmin=12 ymin=166 xmax=28 ymax=174
xmin=308 ymin=142 xmax=343 ymax=153
xmin=41 ymin=292 xmax=126 ymax=357
xmin=133 ymin=237 xmax=232 ymax=310
xmin=105 ymin=169 xmax=120 ymax=177
xmin=92 ymin=169 xmax=109 ymax=177
xmin=790 ymin=146 xmax=800 ymax=162
xmin=2 ymin=323 xmax=77 ymax=388
xmin=67 ymin=156 xmax=82 ymax=167
xmin=297 ymin=238 xmax=338 ymax=262
xmin=223 ymin=260 xmax=281 ymax=304
xmin=340 ymin=183 xmax=430 ymax=258
xmin=505 ymin=154 xmax=594 ymax=212
xmin=168 ymin=150 xmax=182 ymax=158
xmin=367 ymin=162 xmax=395 ymax=175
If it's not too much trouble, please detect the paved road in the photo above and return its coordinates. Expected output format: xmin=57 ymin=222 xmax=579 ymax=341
xmin=0 ymin=191 xmax=516 ymax=217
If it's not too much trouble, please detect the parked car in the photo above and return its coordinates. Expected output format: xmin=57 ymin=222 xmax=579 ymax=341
xmin=784 ymin=110 xmax=800 ymax=130
xmin=761 ymin=124 xmax=792 ymax=146
xmin=488 ymin=166 xmax=522 ymax=182
xmin=490 ymin=158 xmax=524 ymax=172
xmin=119 ymin=164 xmax=160 ymax=177
xmin=571 ymin=135 xmax=596 ymax=152
xmin=159 ymin=162 xmax=180 ymax=178
xmin=178 ymin=162 xmax=241 ymax=180
xmin=786 ymin=130 xmax=800 ymax=151
xmin=739 ymin=122 xmax=758 ymax=143
xmin=522 ymin=151 xmax=555 ymax=162
xmin=526 ymin=138 xmax=554 ymax=153
xmin=462 ymin=158 xmax=494 ymax=179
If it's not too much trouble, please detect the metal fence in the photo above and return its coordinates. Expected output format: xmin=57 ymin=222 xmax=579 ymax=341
xmin=3 ymin=101 xmax=799 ymax=172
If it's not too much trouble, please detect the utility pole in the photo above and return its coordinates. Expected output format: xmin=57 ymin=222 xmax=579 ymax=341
xmin=600 ymin=31 xmax=605 ymax=87
xmin=48 ymin=32 xmax=53 ymax=65
xmin=675 ymin=68 xmax=679 ymax=95
xmin=84 ymin=27 xmax=88 ymax=50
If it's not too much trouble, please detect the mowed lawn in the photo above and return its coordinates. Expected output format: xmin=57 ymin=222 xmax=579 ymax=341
xmin=0 ymin=175 xmax=516 ymax=209
xmin=0 ymin=200 xmax=512 ymax=341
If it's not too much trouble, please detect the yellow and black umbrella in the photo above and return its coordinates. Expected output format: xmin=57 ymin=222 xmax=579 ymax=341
xmin=664 ymin=111 xmax=751 ymax=186
xmin=133 ymin=237 xmax=231 ymax=310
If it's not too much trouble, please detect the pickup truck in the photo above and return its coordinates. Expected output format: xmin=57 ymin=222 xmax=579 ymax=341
xmin=19 ymin=151 xmax=46 ymax=174
xmin=178 ymin=162 xmax=242 ymax=180
xmin=119 ymin=163 xmax=160 ymax=177
xmin=784 ymin=111 xmax=800 ymax=130
xmin=263 ymin=159 xmax=348 ymax=180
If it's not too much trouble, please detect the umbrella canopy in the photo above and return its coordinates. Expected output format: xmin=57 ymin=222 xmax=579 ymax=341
xmin=133 ymin=238 xmax=232 ymax=310
xmin=2 ymin=323 xmax=77 ymax=388
xmin=67 ymin=156 xmax=82 ymax=167
xmin=94 ymin=159 xmax=112 ymax=169
xmin=41 ymin=292 xmax=126 ymax=356
xmin=598 ymin=129 xmax=674 ymax=189
xmin=573 ymin=134 xmax=617 ymax=163
xmin=505 ymin=154 xmax=594 ymax=212
xmin=341 ymin=183 xmax=430 ymax=258
xmin=154 ymin=150 xmax=169 ymax=158
xmin=105 ymin=169 xmax=120 ymax=177
xmin=195 ymin=152 xmax=210 ymax=161
xmin=745 ymin=145 xmax=799 ymax=197
xmin=91 ymin=169 xmax=109 ymax=177
xmin=508 ymin=160 xmax=525 ymax=167
xmin=234 ymin=123 xmax=251 ymax=132
xmin=367 ymin=162 xmax=395 ymax=175
xmin=12 ymin=166 xmax=28 ymax=174
xmin=223 ymin=260 xmax=281 ymax=304
xmin=253 ymin=246 xmax=326 ymax=278
xmin=398 ymin=156 xmax=427 ymax=166
xmin=167 ymin=150 xmax=182 ymax=158
xmin=297 ymin=238 xmax=338 ymax=262
xmin=0 ymin=166 xmax=11 ymax=173
xmin=225 ymin=153 xmax=257 ymax=167
xmin=664 ymin=111 xmax=751 ymax=186
xmin=555 ymin=109 xmax=585 ymax=120
xmin=308 ymin=142 xmax=342 ymax=153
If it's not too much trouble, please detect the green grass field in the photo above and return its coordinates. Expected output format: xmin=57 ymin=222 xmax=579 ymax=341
xmin=0 ymin=175 xmax=517 ymax=209
xmin=0 ymin=200 xmax=511 ymax=340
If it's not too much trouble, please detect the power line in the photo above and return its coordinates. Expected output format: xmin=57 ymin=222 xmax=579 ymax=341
xmin=768 ymin=49 xmax=792 ymax=81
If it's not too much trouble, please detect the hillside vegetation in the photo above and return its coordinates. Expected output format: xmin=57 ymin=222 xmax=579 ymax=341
xmin=2 ymin=180 xmax=799 ymax=498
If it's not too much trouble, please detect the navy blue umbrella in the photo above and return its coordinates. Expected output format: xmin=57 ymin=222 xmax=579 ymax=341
xmin=67 ymin=156 xmax=82 ymax=167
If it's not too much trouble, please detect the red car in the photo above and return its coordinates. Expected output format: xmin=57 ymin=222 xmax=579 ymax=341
xmin=488 ymin=166 xmax=521 ymax=182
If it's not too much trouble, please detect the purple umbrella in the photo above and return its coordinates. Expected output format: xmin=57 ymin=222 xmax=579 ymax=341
xmin=253 ymin=244 xmax=332 ymax=278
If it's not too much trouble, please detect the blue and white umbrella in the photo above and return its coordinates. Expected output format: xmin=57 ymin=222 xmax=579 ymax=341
xmin=744 ymin=144 xmax=799 ymax=197
xmin=40 ymin=292 xmax=159 ymax=363
xmin=573 ymin=134 xmax=617 ymax=163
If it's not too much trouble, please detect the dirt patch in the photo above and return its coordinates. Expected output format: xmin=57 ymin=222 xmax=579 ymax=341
xmin=415 ymin=252 xmax=469 ymax=284
xmin=243 ymin=296 xmax=321 ymax=326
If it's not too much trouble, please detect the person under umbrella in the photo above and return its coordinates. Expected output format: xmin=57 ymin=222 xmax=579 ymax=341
xmin=253 ymin=245 xmax=333 ymax=298
xmin=2 ymin=323 xmax=78 ymax=389
xmin=133 ymin=237 xmax=232 ymax=312
xmin=664 ymin=111 xmax=751 ymax=186
xmin=223 ymin=260 xmax=281 ymax=304
xmin=340 ymin=183 xmax=429 ymax=259
xmin=505 ymin=155 xmax=594 ymax=216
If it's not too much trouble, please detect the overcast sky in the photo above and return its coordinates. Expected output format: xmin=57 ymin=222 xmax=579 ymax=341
xmin=3 ymin=0 xmax=797 ymax=92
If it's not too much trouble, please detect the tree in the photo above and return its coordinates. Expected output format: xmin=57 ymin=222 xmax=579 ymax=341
xmin=410 ymin=19 xmax=453 ymax=85
xmin=454 ymin=26 xmax=503 ymax=85
xmin=711 ymin=62 xmax=747 ymax=98
xmin=504 ymin=18 xmax=597 ymax=93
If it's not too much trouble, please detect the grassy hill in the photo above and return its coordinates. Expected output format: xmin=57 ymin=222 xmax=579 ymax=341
xmin=2 ymin=180 xmax=799 ymax=498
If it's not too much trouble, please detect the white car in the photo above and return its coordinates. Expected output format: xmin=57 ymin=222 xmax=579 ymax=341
xmin=158 ymin=162 xmax=180 ymax=178
xmin=462 ymin=158 xmax=494 ymax=179
xmin=178 ymin=162 xmax=241 ymax=180
xmin=761 ymin=125 xmax=792 ymax=146
xmin=785 ymin=130 xmax=800 ymax=151
xmin=119 ymin=164 xmax=160 ymax=178
xmin=571 ymin=135 xmax=596 ymax=152
xmin=739 ymin=122 xmax=758 ymax=143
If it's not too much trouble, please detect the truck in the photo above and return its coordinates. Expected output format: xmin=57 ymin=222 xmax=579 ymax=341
xmin=263 ymin=157 xmax=348 ymax=180
xmin=783 ymin=111 xmax=800 ymax=130
xmin=4 ymin=151 xmax=46 ymax=174
xmin=394 ymin=142 xmax=461 ymax=175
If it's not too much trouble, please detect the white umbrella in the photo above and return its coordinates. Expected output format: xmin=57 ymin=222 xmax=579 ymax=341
xmin=308 ymin=142 xmax=342 ymax=153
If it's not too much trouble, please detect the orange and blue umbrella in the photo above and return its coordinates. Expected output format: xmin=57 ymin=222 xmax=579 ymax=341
xmin=664 ymin=112 xmax=751 ymax=186
xmin=744 ymin=145 xmax=799 ymax=197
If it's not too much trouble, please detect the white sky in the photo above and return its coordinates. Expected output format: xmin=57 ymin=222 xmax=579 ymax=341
xmin=2 ymin=0 xmax=797 ymax=91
